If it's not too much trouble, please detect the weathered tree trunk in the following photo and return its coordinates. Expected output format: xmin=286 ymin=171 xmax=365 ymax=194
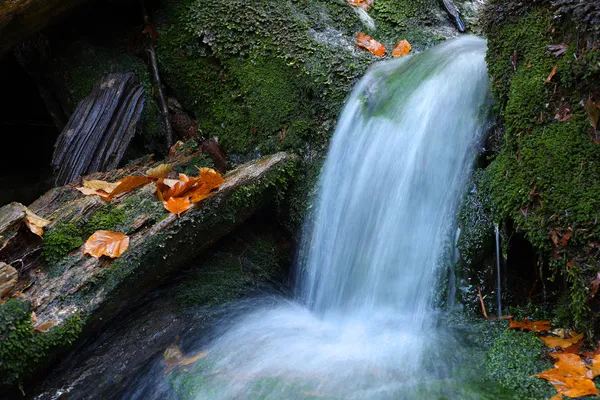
xmin=52 ymin=72 xmax=146 ymax=185
xmin=0 ymin=151 xmax=296 ymax=390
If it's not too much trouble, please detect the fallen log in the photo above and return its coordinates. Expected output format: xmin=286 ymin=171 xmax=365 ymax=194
xmin=52 ymin=72 xmax=146 ymax=186
xmin=0 ymin=151 xmax=296 ymax=390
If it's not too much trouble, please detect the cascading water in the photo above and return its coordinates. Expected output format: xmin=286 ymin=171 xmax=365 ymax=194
xmin=164 ymin=36 xmax=492 ymax=399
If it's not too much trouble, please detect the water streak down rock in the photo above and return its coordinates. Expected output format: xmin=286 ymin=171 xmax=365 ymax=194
xmin=52 ymin=72 xmax=145 ymax=185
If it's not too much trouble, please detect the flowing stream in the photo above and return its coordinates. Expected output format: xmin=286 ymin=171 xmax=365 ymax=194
xmin=154 ymin=36 xmax=494 ymax=399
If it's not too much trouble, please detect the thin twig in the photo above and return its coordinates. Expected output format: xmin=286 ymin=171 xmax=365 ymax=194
xmin=141 ymin=0 xmax=173 ymax=149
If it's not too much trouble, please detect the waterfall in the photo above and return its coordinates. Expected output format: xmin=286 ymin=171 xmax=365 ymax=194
xmin=168 ymin=36 xmax=491 ymax=399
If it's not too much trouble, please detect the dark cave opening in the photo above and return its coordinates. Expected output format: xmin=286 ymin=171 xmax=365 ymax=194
xmin=0 ymin=52 xmax=58 ymax=207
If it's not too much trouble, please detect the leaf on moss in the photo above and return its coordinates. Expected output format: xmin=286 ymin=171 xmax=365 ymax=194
xmin=541 ymin=333 xmax=584 ymax=349
xmin=24 ymin=208 xmax=51 ymax=237
xmin=34 ymin=319 xmax=59 ymax=333
xmin=508 ymin=318 xmax=551 ymax=332
xmin=546 ymin=64 xmax=558 ymax=83
xmin=146 ymin=164 xmax=173 ymax=179
xmin=347 ymin=0 xmax=373 ymax=10
xmin=356 ymin=33 xmax=386 ymax=57
xmin=83 ymin=230 xmax=130 ymax=259
xmin=584 ymin=98 xmax=599 ymax=130
xmin=536 ymin=353 xmax=599 ymax=398
xmin=392 ymin=40 xmax=412 ymax=58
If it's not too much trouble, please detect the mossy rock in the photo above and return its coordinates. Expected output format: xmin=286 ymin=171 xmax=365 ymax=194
xmin=481 ymin=0 xmax=600 ymax=333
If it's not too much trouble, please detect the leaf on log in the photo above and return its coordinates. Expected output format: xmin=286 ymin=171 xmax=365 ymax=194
xmin=108 ymin=176 xmax=153 ymax=199
xmin=392 ymin=40 xmax=412 ymax=57
xmin=24 ymin=208 xmax=50 ymax=237
xmin=84 ymin=230 xmax=130 ymax=259
xmin=541 ymin=333 xmax=584 ymax=349
xmin=508 ymin=318 xmax=551 ymax=332
xmin=146 ymin=164 xmax=173 ymax=179
xmin=163 ymin=197 xmax=191 ymax=216
xmin=356 ymin=33 xmax=386 ymax=57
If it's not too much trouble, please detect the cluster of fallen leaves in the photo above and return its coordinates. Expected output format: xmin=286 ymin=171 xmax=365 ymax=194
xmin=77 ymin=163 xmax=225 ymax=259
xmin=347 ymin=1 xmax=414 ymax=58
xmin=509 ymin=318 xmax=600 ymax=398
xmin=356 ymin=33 xmax=412 ymax=58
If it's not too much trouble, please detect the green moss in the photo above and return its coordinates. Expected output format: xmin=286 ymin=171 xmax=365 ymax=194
xmin=174 ymin=227 xmax=287 ymax=308
xmin=482 ymin=0 xmax=600 ymax=334
xmin=486 ymin=329 xmax=554 ymax=399
xmin=0 ymin=299 xmax=82 ymax=389
xmin=83 ymin=205 xmax=126 ymax=236
xmin=42 ymin=222 xmax=84 ymax=266
xmin=156 ymin=0 xmax=448 ymax=160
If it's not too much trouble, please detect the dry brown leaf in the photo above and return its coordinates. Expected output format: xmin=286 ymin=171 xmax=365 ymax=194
xmin=546 ymin=64 xmax=558 ymax=83
xmin=163 ymin=197 xmax=191 ymax=216
xmin=585 ymin=98 xmax=599 ymax=130
xmin=24 ymin=208 xmax=51 ymax=237
xmin=84 ymin=230 xmax=130 ymax=259
xmin=392 ymin=40 xmax=412 ymax=57
xmin=356 ymin=32 xmax=386 ymax=57
xmin=146 ymin=164 xmax=173 ymax=179
xmin=508 ymin=318 xmax=551 ymax=332
xmin=541 ymin=333 xmax=584 ymax=349
xmin=82 ymin=180 xmax=120 ymax=192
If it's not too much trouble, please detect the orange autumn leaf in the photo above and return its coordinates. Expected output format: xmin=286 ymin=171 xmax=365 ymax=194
xmin=84 ymin=230 xmax=130 ymax=259
xmin=541 ymin=332 xmax=584 ymax=349
xmin=508 ymin=318 xmax=551 ymax=332
xmin=546 ymin=64 xmax=558 ymax=83
xmin=587 ymin=354 xmax=600 ymax=378
xmin=109 ymin=176 xmax=153 ymax=199
xmin=536 ymin=353 xmax=599 ymax=398
xmin=347 ymin=0 xmax=373 ymax=10
xmin=197 ymin=167 xmax=225 ymax=189
xmin=356 ymin=32 xmax=386 ymax=57
xmin=392 ymin=40 xmax=412 ymax=57
xmin=163 ymin=196 xmax=191 ymax=216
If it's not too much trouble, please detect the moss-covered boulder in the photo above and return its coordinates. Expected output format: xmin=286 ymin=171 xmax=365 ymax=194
xmin=478 ymin=0 xmax=600 ymax=333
